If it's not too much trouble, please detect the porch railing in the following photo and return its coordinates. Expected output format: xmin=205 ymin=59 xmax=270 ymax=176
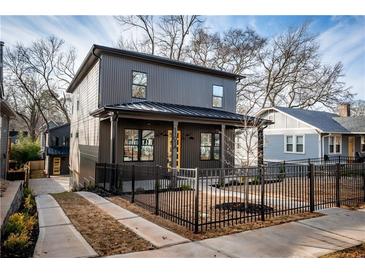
xmin=95 ymin=161 xmax=365 ymax=233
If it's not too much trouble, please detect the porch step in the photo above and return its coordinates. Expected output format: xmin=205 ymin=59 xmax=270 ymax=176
xmin=77 ymin=191 xmax=190 ymax=248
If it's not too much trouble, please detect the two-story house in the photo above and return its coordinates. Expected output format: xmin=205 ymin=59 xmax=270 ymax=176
xmin=257 ymin=104 xmax=365 ymax=162
xmin=67 ymin=45 xmax=268 ymax=188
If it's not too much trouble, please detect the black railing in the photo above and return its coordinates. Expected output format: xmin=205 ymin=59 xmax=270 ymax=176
xmin=95 ymin=161 xmax=365 ymax=233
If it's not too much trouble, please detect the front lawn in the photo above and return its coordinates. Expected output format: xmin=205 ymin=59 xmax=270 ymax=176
xmin=52 ymin=192 xmax=154 ymax=256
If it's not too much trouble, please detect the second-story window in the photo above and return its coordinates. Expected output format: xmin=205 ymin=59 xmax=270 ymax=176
xmin=132 ymin=71 xmax=147 ymax=99
xmin=212 ymin=85 xmax=223 ymax=108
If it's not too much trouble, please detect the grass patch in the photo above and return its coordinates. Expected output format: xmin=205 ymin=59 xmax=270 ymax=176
xmin=52 ymin=192 xmax=154 ymax=257
xmin=108 ymin=195 xmax=323 ymax=241
xmin=321 ymin=243 xmax=365 ymax=258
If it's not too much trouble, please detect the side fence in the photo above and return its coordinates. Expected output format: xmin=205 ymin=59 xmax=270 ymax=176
xmin=95 ymin=162 xmax=365 ymax=233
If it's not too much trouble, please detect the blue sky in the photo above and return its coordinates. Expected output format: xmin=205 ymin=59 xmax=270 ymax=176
xmin=1 ymin=15 xmax=364 ymax=100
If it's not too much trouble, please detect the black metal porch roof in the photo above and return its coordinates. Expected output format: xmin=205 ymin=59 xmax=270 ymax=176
xmin=91 ymin=101 xmax=269 ymax=126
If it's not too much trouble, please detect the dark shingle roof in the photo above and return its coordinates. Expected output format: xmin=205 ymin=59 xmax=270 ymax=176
xmin=274 ymin=107 xmax=365 ymax=133
xmin=91 ymin=101 xmax=267 ymax=125
xmin=333 ymin=117 xmax=365 ymax=133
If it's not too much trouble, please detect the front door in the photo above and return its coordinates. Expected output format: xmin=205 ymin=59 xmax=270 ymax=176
xmin=167 ymin=130 xmax=181 ymax=168
xmin=348 ymin=136 xmax=355 ymax=157
xmin=53 ymin=157 xmax=61 ymax=175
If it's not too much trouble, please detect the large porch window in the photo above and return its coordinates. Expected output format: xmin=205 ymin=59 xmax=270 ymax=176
xmin=361 ymin=136 xmax=365 ymax=153
xmin=200 ymin=133 xmax=220 ymax=160
xmin=329 ymin=135 xmax=341 ymax=154
xmin=123 ymin=129 xmax=154 ymax=162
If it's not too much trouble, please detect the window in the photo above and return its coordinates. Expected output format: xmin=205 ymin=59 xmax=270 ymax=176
xmin=132 ymin=71 xmax=147 ymax=99
xmin=286 ymin=136 xmax=293 ymax=152
xmin=124 ymin=129 xmax=139 ymax=161
xmin=200 ymin=133 xmax=220 ymax=160
xmin=329 ymin=135 xmax=341 ymax=154
xmin=75 ymin=132 xmax=79 ymax=138
xmin=212 ymin=85 xmax=223 ymax=108
xmin=296 ymin=136 xmax=304 ymax=153
xmin=285 ymin=135 xmax=305 ymax=153
xmin=123 ymin=129 xmax=155 ymax=162
xmin=141 ymin=130 xmax=154 ymax=161
xmin=362 ymin=136 xmax=365 ymax=153
xmin=76 ymin=100 xmax=79 ymax=111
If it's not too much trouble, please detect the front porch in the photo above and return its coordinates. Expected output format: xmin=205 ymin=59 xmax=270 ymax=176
xmin=92 ymin=101 xmax=268 ymax=170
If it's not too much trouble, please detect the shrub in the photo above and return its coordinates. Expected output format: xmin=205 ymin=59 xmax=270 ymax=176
xmin=4 ymin=232 xmax=30 ymax=253
xmin=5 ymin=213 xmax=27 ymax=236
xmin=10 ymin=134 xmax=41 ymax=166
xmin=23 ymin=194 xmax=36 ymax=215
xmin=180 ymin=183 xmax=192 ymax=191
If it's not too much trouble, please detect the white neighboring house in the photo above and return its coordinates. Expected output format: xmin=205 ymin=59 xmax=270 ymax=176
xmin=257 ymin=104 xmax=365 ymax=162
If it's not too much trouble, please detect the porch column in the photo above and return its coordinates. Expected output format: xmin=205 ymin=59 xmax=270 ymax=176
xmin=110 ymin=112 xmax=118 ymax=164
xmin=221 ymin=124 xmax=226 ymax=169
xmin=257 ymin=127 xmax=264 ymax=167
xmin=172 ymin=120 xmax=178 ymax=169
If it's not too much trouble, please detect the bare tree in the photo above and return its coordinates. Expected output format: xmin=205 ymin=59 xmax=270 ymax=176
xmin=115 ymin=16 xmax=156 ymax=54
xmin=115 ymin=15 xmax=203 ymax=60
xmin=4 ymin=37 xmax=75 ymax=127
xmin=351 ymin=99 xmax=365 ymax=116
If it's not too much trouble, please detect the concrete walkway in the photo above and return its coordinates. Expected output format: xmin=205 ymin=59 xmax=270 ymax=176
xmin=29 ymin=176 xmax=70 ymax=195
xmin=33 ymin=194 xmax=97 ymax=258
xmin=77 ymin=191 xmax=190 ymax=248
xmin=111 ymin=207 xmax=365 ymax=258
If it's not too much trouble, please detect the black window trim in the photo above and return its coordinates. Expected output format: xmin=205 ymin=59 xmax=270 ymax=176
xmin=123 ymin=128 xmax=155 ymax=162
xmin=200 ymin=132 xmax=220 ymax=161
xmin=131 ymin=70 xmax=148 ymax=99
xmin=212 ymin=84 xmax=224 ymax=109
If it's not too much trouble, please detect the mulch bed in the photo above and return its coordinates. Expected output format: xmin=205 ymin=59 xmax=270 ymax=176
xmin=321 ymin=243 xmax=365 ymax=258
xmin=0 ymin=180 xmax=9 ymax=197
xmin=52 ymin=192 xmax=154 ymax=257
xmin=108 ymin=195 xmax=323 ymax=241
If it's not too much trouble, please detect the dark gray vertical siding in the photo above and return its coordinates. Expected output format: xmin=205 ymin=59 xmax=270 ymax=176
xmin=100 ymin=54 xmax=236 ymax=112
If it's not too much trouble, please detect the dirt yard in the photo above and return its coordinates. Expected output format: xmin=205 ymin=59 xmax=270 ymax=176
xmin=321 ymin=243 xmax=365 ymax=258
xmin=108 ymin=195 xmax=322 ymax=241
xmin=52 ymin=192 xmax=154 ymax=256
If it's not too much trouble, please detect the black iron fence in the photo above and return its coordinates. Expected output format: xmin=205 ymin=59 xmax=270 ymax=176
xmin=95 ymin=161 xmax=365 ymax=233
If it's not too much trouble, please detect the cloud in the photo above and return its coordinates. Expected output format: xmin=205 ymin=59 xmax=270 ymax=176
xmin=318 ymin=16 xmax=365 ymax=100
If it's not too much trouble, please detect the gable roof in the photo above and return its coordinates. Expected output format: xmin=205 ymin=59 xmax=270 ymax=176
xmin=259 ymin=106 xmax=365 ymax=134
xmin=66 ymin=44 xmax=242 ymax=94
xmin=91 ymin=101 xmax=270 ymax=126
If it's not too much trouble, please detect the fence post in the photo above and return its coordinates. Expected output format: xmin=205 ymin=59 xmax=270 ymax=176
xmin=362 ymin=164 xmax=365 ymax=202
xmin=155 ymin=166 xmax=160 ymax=215
xmin=309 ymin=163 xmax=315 ymax=212
xmin=260 ymin=165 xmax=265 ymax=222
xmin=113 ymin=164 xmax=118 ymax=193
xmin=335 ymin=163 xmax=341 ymax=207
xmin=194 ymin=168 xmax=200 ymax=234
xmin=131 ymin=165 xmax=135 ymax=203
xmin=103 ymin=163 xmax=107 ymax=190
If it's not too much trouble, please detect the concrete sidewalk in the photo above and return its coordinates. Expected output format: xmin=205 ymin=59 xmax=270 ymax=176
xmin=33 ymin=194 xmax=97 ymax=258
xmin=111 ymin=207 xmax=365 ymax=258
xmin=29 ymin=176 xmax=70 ymax=196
xmin=77 ymin=191 xmax=190 ymax=248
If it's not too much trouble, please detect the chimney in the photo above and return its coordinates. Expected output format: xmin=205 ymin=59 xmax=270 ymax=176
xmin=338 ymin=103 xmax=351 ymax=117
xmin=0 ymin=41 xmax=4 ymax=98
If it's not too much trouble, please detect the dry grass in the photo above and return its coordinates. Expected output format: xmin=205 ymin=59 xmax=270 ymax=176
xmin=108 ymin=195 xmax=323 ymax=241
xmin=52 ymin=192 xmax=154 ymax=256
xmin=321 ymin=243 xmax=365 ymax=258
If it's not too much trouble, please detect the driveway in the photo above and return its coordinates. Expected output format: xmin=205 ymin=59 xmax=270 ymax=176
xmin=29 ymin=176 xmax=70 ymax=195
